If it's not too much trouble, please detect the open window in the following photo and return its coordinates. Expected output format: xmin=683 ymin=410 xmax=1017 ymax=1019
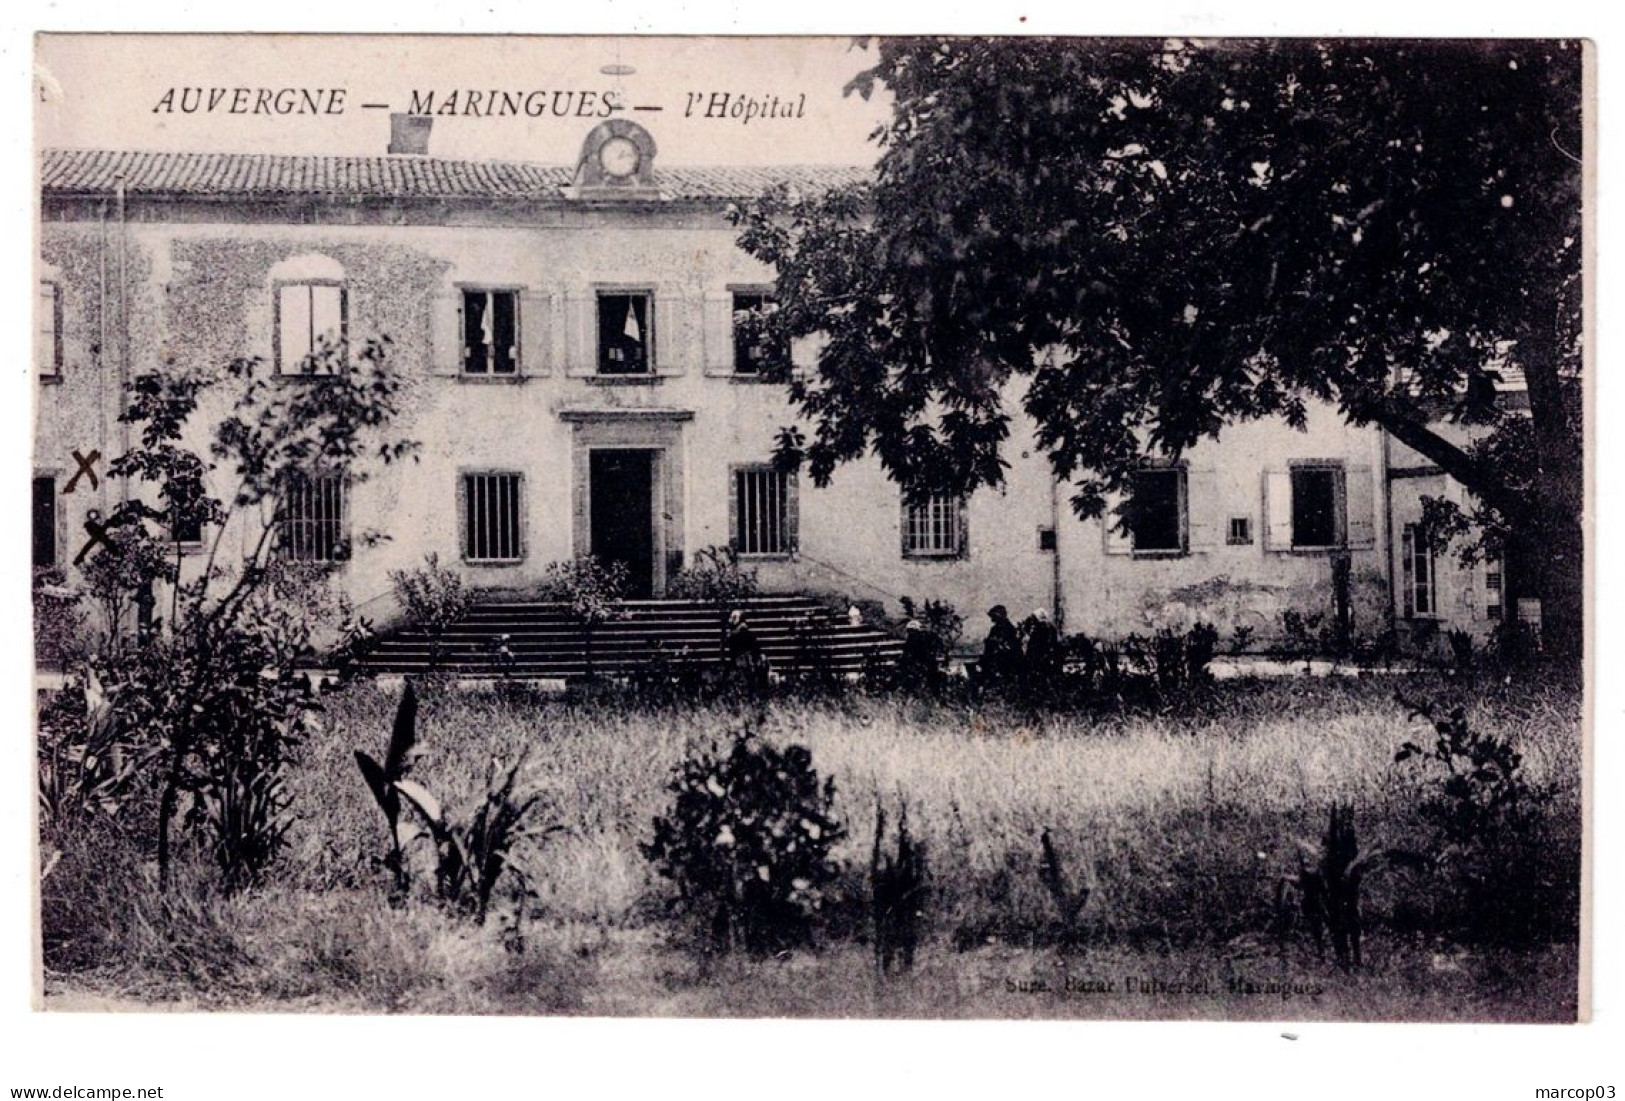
xmin=32 ymin=475 xmax=58 ymax=568
xmin=1120 ymin=467 xmax=1187 ymax=554
xmin=1263 ymin=463 xmax=1375 ymax=551
xmin=597 ymin=291 xmax=653 ymax=374
xmin=461 ymin=289 xmax=520 ymax=375
xmin=731 ymin=291 xmax=784 ymax=375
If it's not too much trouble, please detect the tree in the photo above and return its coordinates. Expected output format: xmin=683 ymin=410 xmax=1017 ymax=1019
xmin=732 ymin=37 xmax=1584 ymax=658
xmin=77 ymin=336 xmax=416 ymax=888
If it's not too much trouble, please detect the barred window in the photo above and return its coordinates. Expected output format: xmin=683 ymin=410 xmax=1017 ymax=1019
xmin=1402 ymin=523 xmax=1437 ymax=618
xmin=280 ymin=473 xmax=346 ymax=563
xmin=277 ymin=281 xmax=346 ymax=375
xmin=462 ymin=289 xmax=519 ymax=375
xmin=462 ymin=472 xmax=524 ymax=563
xmin=903 ymin=493 xmax=965 ymax=557
xmin=732 ymin=466 xmax=795 ymax=555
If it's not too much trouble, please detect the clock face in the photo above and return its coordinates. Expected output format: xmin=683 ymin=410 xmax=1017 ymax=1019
xmin=599 ymin=136 xmax=641 ymax=179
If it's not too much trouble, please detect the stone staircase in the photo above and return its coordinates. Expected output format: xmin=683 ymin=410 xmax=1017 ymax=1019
xmin=352 ymin=595 xmax=903 ymax=680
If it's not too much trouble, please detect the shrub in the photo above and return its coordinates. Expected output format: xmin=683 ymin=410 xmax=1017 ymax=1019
xmin=1394 ymin=696 xmax=1566 ymax=947
xmin=395 ymin=750 xmax=558 ymax=925
xmin=33 ymin=567 xmax=91 ymax=670
xmin=539 ymin=556 xmax=630 ymax=679
xmin=642 ymin=727 xmax=846 ymax=955
xmin=389 ymin=553 xmax=472 ymax=669
xmin=1184 ymin=622 xmax=1220 ymax=682
xmin=899 ymin=596 xmax=964 ymax=655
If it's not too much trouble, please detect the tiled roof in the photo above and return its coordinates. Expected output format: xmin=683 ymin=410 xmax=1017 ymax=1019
xmin=39 ymin=149 xmax=869 ymax=202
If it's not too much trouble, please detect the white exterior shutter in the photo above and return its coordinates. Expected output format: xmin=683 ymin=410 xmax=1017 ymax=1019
xmin=519 ymin=288 xmax=550 ymax=375
xmin=566 ymin=292 xmax=595 ymax=374
xmin=703 ymin=290 xmax=733 ymax=375
xmin=1263 ymin=470 xmax=1293 ymax=550
xmin=430 ymin=289 xmax=461 ymax=376
xmin=1186 ymin=466 xmax=1217 ymax=550
xmin=1103 ymin=492 xmax=1133 ymax=555
xmin=654 ymin=290 xmax=681 ymax=375
xmin=1344 ymin=464 xmax=1376 ymax=548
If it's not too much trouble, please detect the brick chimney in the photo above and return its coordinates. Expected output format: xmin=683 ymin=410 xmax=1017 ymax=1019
xmin=388 ymin=113 xmax=433 ymax=156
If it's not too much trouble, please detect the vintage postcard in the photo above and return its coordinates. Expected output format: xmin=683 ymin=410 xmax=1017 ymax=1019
xmin=29 ymin=32 xmax=1589 ymax=1036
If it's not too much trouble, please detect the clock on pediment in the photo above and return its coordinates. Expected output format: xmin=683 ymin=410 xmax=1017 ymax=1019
xmin=572 ymin=120 xmax=659 ymax=195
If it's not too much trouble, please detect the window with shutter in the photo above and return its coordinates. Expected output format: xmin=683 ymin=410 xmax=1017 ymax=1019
xmin=597 ymin=291 xmax=654 ymax=374
xmin=461 ymin=289 xmax=520 ymax=374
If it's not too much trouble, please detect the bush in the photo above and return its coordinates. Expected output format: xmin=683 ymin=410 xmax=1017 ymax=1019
xmin=389 ymin=553 xmax=472 ymax=669
xmin=642 ymin=727 xmax=846 ymax=954
xmin=899 ymin=596 xmax=964 ymax=653
xmin=539 ymin=556 xmax=630 ymax=679
xmin=1395 ymin=697 xmax=1569 ymax=947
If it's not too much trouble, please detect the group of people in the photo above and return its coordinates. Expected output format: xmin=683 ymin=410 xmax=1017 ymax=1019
xmin=973 ymin=604 xmax=1062 ymax=688
xmin=724 ymin=601 xmax=1064 ymax=695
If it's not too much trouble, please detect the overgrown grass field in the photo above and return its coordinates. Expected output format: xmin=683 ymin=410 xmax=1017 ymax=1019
xmin=41 ymin=674 xmax=1583 ymax=1020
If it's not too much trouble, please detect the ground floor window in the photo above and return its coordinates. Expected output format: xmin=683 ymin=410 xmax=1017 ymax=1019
xmin=32 ymin=475 xmax=56 ymax=567
xmin=462 ymin=471 xmax=525 ymax=563
xmin=280 ymin=473 xmax=346 ymax=563
xmin=1402 ymin=522 xmax=1437 ymax=618
xmin=902 ymin=493 xmax=965 ymax=557
xmin=1485 ymin=544 xmax=1505 ymax=621
xmin=1291 ymin=465 xmax=1345 ymax=549
xmin=732 ymin=466 xmax=794 ymax=555
xmin=1129 ymin=467 xmax=1187 ymax=553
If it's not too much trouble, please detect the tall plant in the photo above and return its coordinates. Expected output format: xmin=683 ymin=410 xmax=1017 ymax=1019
xmin=73 ymin=337 xmax=416 ymax=890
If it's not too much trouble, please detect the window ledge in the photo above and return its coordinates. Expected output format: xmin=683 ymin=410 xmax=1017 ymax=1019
xmin=737 ymin=552 xmax=794 ymax=561
xmin=463 ymin=558 xmax=526 ymax=568
xmin=583 ymin=374 xmax=663 ymax=387
xmin=1131 ymin=549 xmax=1189 ymax=560
xmin=903 ymin=551 xmax=966 ymax=561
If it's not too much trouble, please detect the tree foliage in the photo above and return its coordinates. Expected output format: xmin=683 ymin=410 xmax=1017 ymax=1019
xmin=59 ymin=338 xmax=417 ymax=889
xmin=733 ymin=37 xmax=1584 ymax=652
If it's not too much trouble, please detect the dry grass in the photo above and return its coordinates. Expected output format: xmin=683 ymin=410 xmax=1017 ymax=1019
xmin=41 ymin=672 xmax=1583 ymax=1018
